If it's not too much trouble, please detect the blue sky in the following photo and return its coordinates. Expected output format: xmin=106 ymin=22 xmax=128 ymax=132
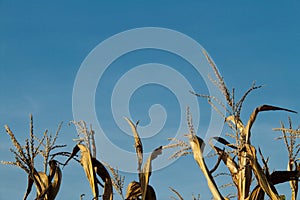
xmin=0 ymin=1 xmax=300 ymax=199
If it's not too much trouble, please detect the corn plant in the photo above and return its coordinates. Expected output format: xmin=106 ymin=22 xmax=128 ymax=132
xmin=1 ymin=114 xmax=65 ymax=200
xmin=273 ymin=118 xmax=300 ymax=200
xmin=124 ymin=117 xmax=163 ymax=200
xmin=63 ymin=120 xmax=113 ymax=200
xmin=168 ymin=50 xmax=299 ymax=200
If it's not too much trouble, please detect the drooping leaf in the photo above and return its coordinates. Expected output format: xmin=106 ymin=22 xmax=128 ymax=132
xmin=140 ymin=146 xmax=162 ymax=200
xmin=34 ymin=171 xmax=49 ymax=199
xmin=189 ymin=135 xmax=225 ymax=200
xmin=243 ymin=105 xmax=297 ymax=144
xmin=211 ymin=145 xmax=238 ymax=186
xmin=211 ymin=136 xmax=237 ymax=149
xmin=92 ymin=158 xmax=113 ymax=200
xmin=48 ymin=160 xmax=62 ymax=200
xmin=145 ymin=185 xmax=156 ymax=200
xmin=63 ymin=144 xmax=80 ymax=167
xmin=72 ymin=144 xmax=99 ymax=199
xmin=270 ymin=170 xmax=300 ymax=185
xmin=37 ymin=162 xmax=62 ymax=200
xmin=225 ymin=115 xmax=244 ymax=133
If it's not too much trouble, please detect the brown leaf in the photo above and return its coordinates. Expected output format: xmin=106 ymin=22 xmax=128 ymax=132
xmin=125 ymin=181 xmax=156 ymax=200
xmin=125 ymin=181 xmax=142 ymax=200
xmin=140 ymin=146 xmax=162 ymax=200
xmin=189 ymin=135 xmax=225 ymax=200
xmin=245 ymin=144 xmax=281 ymax=200
xmin=125 ymin=117 xmax=143 ymax=172
xmin=23 ymin=175 xmax=34 ymax=200
xmin=48 ymin=160 xmax=62 ymax=200
xmin=63 ymin=144 xmax=80 ymax=167
xmin=243 ymin=105 xmax=297 ymax=144
xmin=270 ymin=170 xmax=300 ymax=185
xmin=246 ymin=186 xmax=264 ymax=200
xmin=93 ymin=158 xmax=113 ymax=200
xmin=211 ymin=146 xmax=238 ymax=186
xmin=212 ymin=136 xmax=237 ymax=149
xmin=34 ymin=171 xmax=49 ymax=199
xmin=77 ymin=144 xmax=99 ymax=199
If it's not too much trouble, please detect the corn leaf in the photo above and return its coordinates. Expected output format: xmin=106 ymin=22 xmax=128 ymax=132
xmin=124 ymin=117 xmax=143 ymax=172
xmin=48 ymin=160 xmax=62 ymax=200
xmin=243 ymin=105 xmax=297 ymax=144
xmin=92 ymin=158 xmax=113 ymax=200
xmin=23 ymin=175 xmax=34 ymax=200
xmin=246 ymin=186 xmax=264 ymax=200
xmin=145 ymin=185 xmax=156 ymax=200
xmin=270 ymin=170 xmax=300 ymax=185
xmin=140 ymin=146 xmax=162 ymax=200
xmin=34 ymin=171 xmax=49 ymax=199
xmin=189 ymin=135 xmax=225 ymax=200
xmin=245 ymin=144 xmax=282 ymax=200
xmin=211 ymin=145 xmax=238 ymax=186
xmin=125 ymin=181 xmax=142 ymax=200
xmin=225 ymin=115 xmax=244 ymax=133
xmin=125 ymin=181 xmax=156 ymax=200
xmin=211 ymin=136 xmax=237 ymax=149
xmin=63 ymin=144 xmax=80 ymax=167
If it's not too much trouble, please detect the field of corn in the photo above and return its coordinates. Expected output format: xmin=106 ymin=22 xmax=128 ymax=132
xmin=1 ymin=51 xmax=299 ymax=200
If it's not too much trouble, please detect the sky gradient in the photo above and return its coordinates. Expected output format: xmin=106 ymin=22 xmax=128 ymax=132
xmin=1 ymin=1 xmax=300 ymax=199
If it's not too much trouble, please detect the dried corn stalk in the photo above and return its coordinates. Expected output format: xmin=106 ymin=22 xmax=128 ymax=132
xmin=64 ymin=144 xmax=113 ymax=200
xmin=1 ymin=115 xmax=64 ymax=200
xmin=124 ymin=118 xmax=162 ymax=200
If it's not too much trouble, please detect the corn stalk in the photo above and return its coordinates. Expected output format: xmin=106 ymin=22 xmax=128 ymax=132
xmin=124 ymin=118 xmax=163 ymax=200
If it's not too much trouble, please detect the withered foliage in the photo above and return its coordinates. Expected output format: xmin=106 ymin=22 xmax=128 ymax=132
xmin=2 ymin=115 xmax=64 ymax=200
xmin=63 ymin=121 xmax=113 ymax=200
xmin=168 ymin=50 xmax=299 ymax=200
xmin=2 ymin=50 xmax=299 ymax=200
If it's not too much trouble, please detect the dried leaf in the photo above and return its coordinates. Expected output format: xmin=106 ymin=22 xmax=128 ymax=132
xmin=76 ymin=144 xmax=99 ymax=199
xmin=124 ymin=117 xmax=143 ymax=172
xmin=270 ymin=170 xmax=300 ymax=185
xmin=125 ymin=181 xmax=142 ymax=200
xmin=225 ymin=115 xmax=244 ymax=133
xmin=48 ymin=160 xmax=62 ymax=200
xmin=245 ymin=144 xmax=282 ymax=200
xmin=93 ymin=158 xmax=113 ymax=200
xmin=243 ymin=105 xmax=297 ymax=144
xmin=23 ymin=175 xmax=34 ymax=200
xmin=63 ymin=145 xmax=80 ymax=167
xmin=246 ymin=186 xmax=264 ymax=200
xmin=189 ymin=135 xmax=225 ymax=200
xmin=125 ymin=181 xmax=156 ymax=200
xmin=140 ymin=146 xmax=162 ymax=200
xmin=212 ymin=136 xmax=237 ymax=149
xmin=211 ymin=146 xmax=238 ymax=186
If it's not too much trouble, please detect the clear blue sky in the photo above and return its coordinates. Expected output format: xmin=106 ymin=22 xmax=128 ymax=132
xmin=0 ymin=1 xmax=299 ymax=199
